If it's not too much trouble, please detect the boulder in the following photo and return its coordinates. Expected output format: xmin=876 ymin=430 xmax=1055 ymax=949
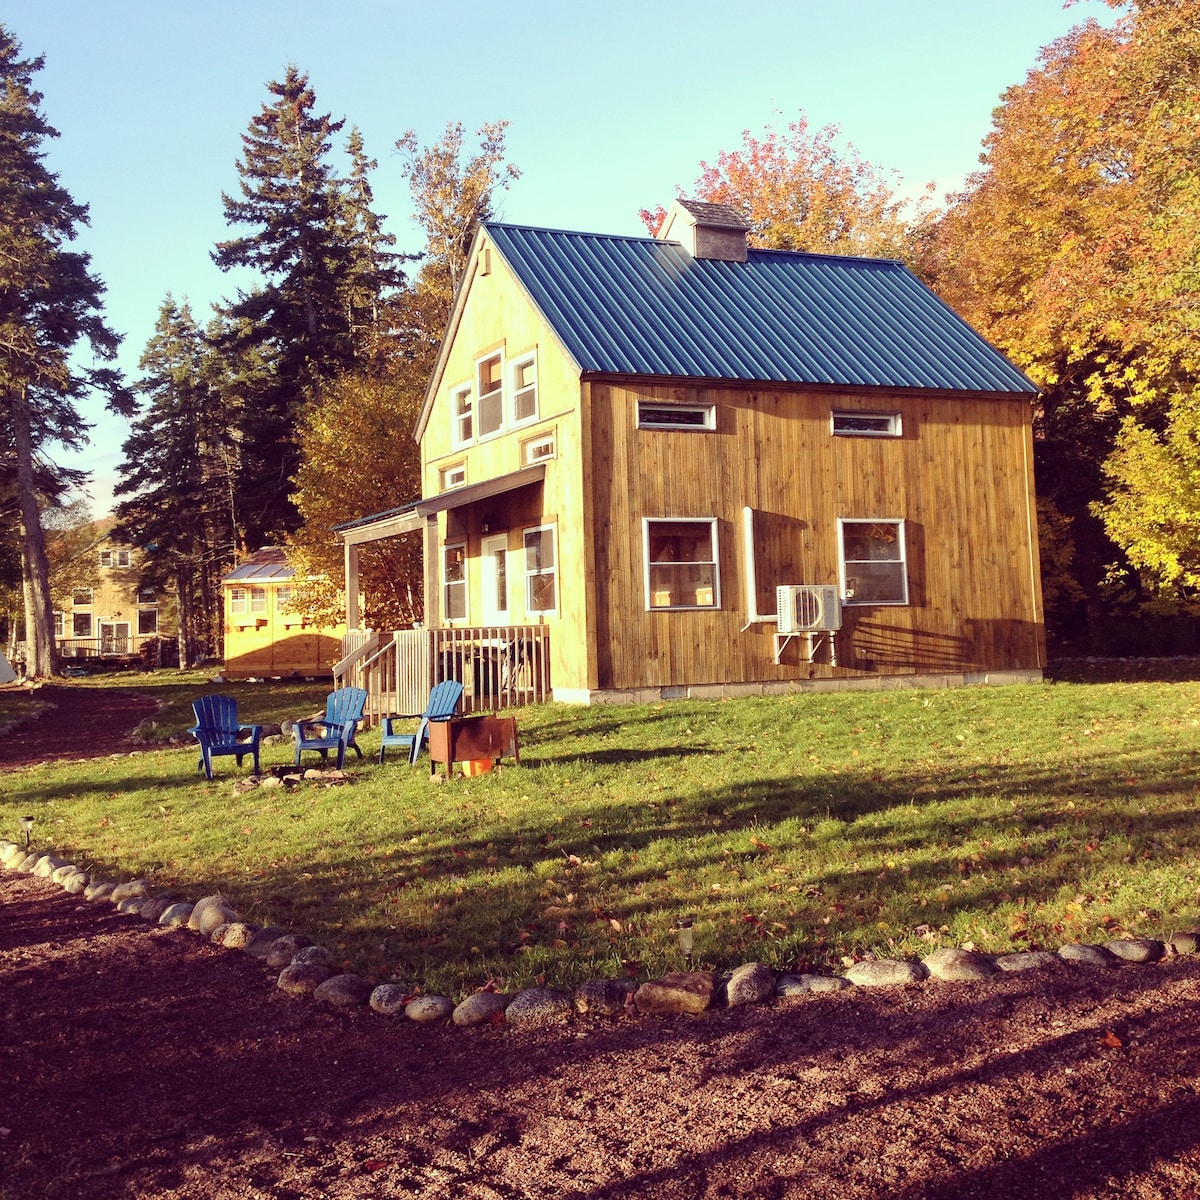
xmin=725 ymin=963 xmax=777 ymax=1007
xmin=277 ymin=962 xmax=335 ymax=995
xmin=452 ymin=991 xmax=511 ymax=1027
xmin=265 ymin=934 xmax=312 ymax=969
xmin=922 ymin=948 xmax=996 ymax=982
xmin=776 ymin=973 xmax=852 ymax=996
xmin=634 ymin=972 xmax=715 ymax=1016
xmin=1058 ymin=943 xmax=1118 ymax=968
xmin=574 ymin=978 xmax=637 ymax=1016
xmin=1104 ymin=938 xmax=1163 ymax=964
xmin=312 ymin=974 xmax=372 ymax=1008
xmin=243 ymin=927 xmax=287 ymax=958
xmin=844 ymin=959 xmax=927 ymax=988
xmin=403 ymin=994 xmax=456 ymax=1023
xmin=505 ymin=988 xmax=573 ymax=1028
xmin=995 ymin=950 xmax=1060 ymax=973
xmin=189 ymin=895 xmax=240 ymax=935
xmin=159 ymin=903 xmax=194 ymax=927
xmin=368 ymin=984 xmax=411 ymax=1017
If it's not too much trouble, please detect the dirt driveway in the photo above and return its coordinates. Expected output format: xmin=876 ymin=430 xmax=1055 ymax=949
xmin=3 ymin=684 xmax=1200 ymax=1197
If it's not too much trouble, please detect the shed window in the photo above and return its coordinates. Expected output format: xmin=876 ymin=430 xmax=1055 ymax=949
xmin=832 ymin=410 xmax=902 ymax=437
xmin=452 ymin=385 xmax=473 ymax=446
xmin=523 ymin=526 xmax=557 ymax=613
xmin=477 ymin=353 xmax=504 ymax=438
xmin=250 ymin=587 xmax=267 ymax=614
xmin=644 ymin=518 xmax=719 ymax=609
xmin=512 ymin=356 xmax=537 ymax=424
xmin=637 ymin=401 xmax=715 ymax=431
xmin=443 ymin=543 xmax=467 ymax=621
xmin=230 ymin=587 xmax=247 ymax=615
xmin=838 ymin=519 xmax=908 ymax=605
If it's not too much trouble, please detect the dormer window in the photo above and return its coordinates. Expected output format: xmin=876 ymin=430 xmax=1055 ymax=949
xmin=477 ymin=353 xmax=504 ymax=438
xmin=512 ymin=355 xmax=537 ymax=424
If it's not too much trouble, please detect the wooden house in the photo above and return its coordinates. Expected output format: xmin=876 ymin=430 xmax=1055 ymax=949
xmin=222 ymin=547 xmax=345 ymax=679
xmin=55 ymin=527 xmax=174 ymax=665
xmin=337 ymin=200 xmax=1044 ymax=709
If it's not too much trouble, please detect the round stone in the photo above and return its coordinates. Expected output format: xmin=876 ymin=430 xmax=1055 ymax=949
xmin=403 ymin=994 xmax=456 ymax=1022
xmin=995 ymin=950 xmax=1060 ymax=973
xmin=923 ymin=947 xmax=996 ymax=982
xmin=844 ymin=958 xmax=927 ymax=987
xmin=277 ymin=962 xmax=335 ymax=995
xmin=505 ymin=988 xmax=574 ymax=1028
xmin=291 ymin=945 xmax=335 ymax=968
xmin=725 ymin=962 xmax=777 ymax=1007
xmin=1170 ymin=931 xmax=1200 ymax=955
xmin=265 ymin=934 xmax=312 ymax=969
xmin=243 ymin=926 xmax=287 ymax=958
xmin=158 ymin=902 xmax=194 ymax=927
xmin=217 ymin=922 xmax=258 ymax=949
xmin=312 ymin=973 xmax=372 ymax=1008
xmin=776 ymin=973 xmax=852 ymax=995
xmin=573 ymin=979 xmax=638 ymax=1015
xmin=369 ymin=984 xmax=411 ymax=1016
xmin=452 ymin=991 xmax=511 ymax=1027
xmin=1104 ymin=938 xmax=1164 ymax=963
xmin=1058 ymin=942 xmax=1118 ymax=967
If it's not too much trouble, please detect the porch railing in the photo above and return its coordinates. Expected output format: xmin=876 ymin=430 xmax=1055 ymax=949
xmin=57 ymin=635 xmax=160 ymax=659
xmin=337 ymin=626 xmax=551 ymax=722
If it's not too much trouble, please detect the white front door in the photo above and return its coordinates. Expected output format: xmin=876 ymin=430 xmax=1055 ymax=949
xmin=480 ymin=534 xmax=510 ymax=625
xmin=99 ymin=621 xmax=131 ymax=654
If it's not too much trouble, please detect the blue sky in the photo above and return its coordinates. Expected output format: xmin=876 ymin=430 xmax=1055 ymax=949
xmin=6 ymin=0 xmax=1117 ymax=517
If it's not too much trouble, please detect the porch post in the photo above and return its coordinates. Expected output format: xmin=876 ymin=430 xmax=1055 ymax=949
xmin=423 ymin=515 xmax=440 ymax=627
xmin=344 ymin=540 xmax=360 ymax=630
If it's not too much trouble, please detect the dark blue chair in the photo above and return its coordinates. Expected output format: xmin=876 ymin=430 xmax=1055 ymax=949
xmin=378 ymin=680 xmax=464 ymax=764
xmin=293 ymin=686 xmax=368 ymax=770
xmin=189 ymin=694 xmax=263 ymax=780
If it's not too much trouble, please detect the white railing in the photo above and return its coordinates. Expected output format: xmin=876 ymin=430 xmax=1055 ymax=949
xmin=338 ymin=626 xmax=551 ymax=722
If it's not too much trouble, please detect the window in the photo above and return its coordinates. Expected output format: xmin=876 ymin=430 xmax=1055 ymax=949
xmin=832 ymin=410 xmax=902 ymax=437
xmin=440 ymin=462 xmax=467 ymax=491
xmin=276 ymin=586 xmax=293 ymax=611
xmin=99 ymin=550 xmax=110 ymax=568
xmin=443 ymin=543 xmax=467 ymax=620
xmin=73 ymin=612 xmax=92 ymax=638
xmin=137 ymin=586 xmax=156 ymax=604
xmin=250 ymin=587 xmax=267 ymax=614
xmin=477 ymin=353 xmax=504 ymax=437
xmin=521 ymin=433 xmax=556 ymax=465
xmin=523 ymin=526 xmax=557 ymax=613
xmin=53 ymin=611 xmax=63 ymax=638
xmin=637 ymin=400 xmax=715 ymax=431
xmin=230 ymin=587 xmax=247 ymax=615
xmin=98 ymin=548 xmax=131 ymax=568
xmin=452 ymin=385 xmax=473 ymax=446
xmin=839 ymin=519 xmax=908 ymax=605
xmin=138 ymin=608 xmax=158 ymax=636
xmin=644 ymin=518 xmax=719 ymax=609
xmin=512 ymin=356 xmax=537 ymax=424
xmin=72 ymin=588 xmax=93 ymax=606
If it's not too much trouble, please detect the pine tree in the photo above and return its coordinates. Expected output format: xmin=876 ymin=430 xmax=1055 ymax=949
xmin=213 ymin=66 xmax=361 ymax=544
xmin=114 ymin=298 xmax=238 ymax=667
xmin=0 ymin=26 xmax=130 ymax=677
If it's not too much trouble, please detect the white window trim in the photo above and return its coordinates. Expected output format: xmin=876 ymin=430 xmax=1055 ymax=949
xmin=521 ymin=432 xmax=556 ymax=465
xmin=832 ymin=410 xmax=902 ymax=438
xmin=439 ymin=462 xmax=467 ymax=491
xmin=522 ymin=524 xmax=558 ymax=615
xmin=443 ymin=541 xmax=468 ymax=623
xmin=250 ymin=587 xmax=267 ymax=614
xmin=229 ymin=587 xmax=247 ymax=615
xmin=511 ymin=353 xmax=538 ymax=427
xmin=642 ymin=517 xmax=721 ymax=611
xmin=451 ymin=382 xmax=473 ymax=448
xmin=475 ymin=350 xmax=506 ymax=442
xmin=72 ymin=588 xmax=94 ymax=607
xmin=637 ymin=400 xmax=716 ymax=431
xmin=838 ymin=518 xmax=909 ymax=606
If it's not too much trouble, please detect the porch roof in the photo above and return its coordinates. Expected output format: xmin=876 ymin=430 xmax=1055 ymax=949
xmin=336 ymin=464 xmax=547 ymax=547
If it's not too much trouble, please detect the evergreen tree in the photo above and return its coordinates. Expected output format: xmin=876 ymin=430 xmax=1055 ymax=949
xmin=213 ymin=66 xmax=380 ymax=544
xmin=114 ymin=298 xmax=238 ymax=667
xmin=0 ymin=26 xmax=130 ymax=677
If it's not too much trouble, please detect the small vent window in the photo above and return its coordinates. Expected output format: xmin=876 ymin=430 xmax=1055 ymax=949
xmin=637 ymin=401 xmax=715 ymax=431
xmin=832 ymin=411 xmax=901 ymax=438
xmin=521 ymin=433 xmax=556 ymax=465
xmin=440 ymin=463 xmax=466 ymax=491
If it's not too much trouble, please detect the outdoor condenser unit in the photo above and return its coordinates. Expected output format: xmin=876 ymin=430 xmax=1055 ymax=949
xmin=775 ymin=585 xmax=843 ymax=634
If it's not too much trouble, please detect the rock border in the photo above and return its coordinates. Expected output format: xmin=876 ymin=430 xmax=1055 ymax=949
xmin=4 ymin=838 xmax=1198 ymax=1030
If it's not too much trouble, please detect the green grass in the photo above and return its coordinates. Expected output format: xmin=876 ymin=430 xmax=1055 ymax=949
xmin=4 ymin=666 xmax=1200 ymax=998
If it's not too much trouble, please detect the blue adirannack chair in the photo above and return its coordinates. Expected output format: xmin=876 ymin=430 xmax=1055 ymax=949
xmin=378 ymin=680 xmax=464 ymax=764
xmin=292 ymin=687 xmax=368 ymax=770
xmin=189 ymin=694 xmax=263 ymax=781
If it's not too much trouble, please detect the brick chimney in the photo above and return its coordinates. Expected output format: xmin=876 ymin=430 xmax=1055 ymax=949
xmin=656 ymin=199 xmax=751 ymax=262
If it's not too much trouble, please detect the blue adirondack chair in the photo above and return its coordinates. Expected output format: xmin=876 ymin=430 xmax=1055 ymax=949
xmin=292 ymin=686 xmax=368 ymax=770
xmin=189 ymin=694 xmax=263 ymax=781
xmin=378 ymin=680 xmax=464 ymax=764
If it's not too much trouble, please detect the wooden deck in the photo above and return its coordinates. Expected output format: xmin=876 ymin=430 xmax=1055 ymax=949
xmin=334 ymin=626 xmax=551 ymax=722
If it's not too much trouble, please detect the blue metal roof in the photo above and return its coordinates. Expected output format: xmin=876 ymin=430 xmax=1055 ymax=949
xmin=221 ymin=547 xmax=294 ymax=585
xmin=485 ymin=223 xmax=1037 ymax=394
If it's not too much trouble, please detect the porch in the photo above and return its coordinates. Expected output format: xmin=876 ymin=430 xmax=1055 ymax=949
xmin=334 ymin=624 xmax=551 ymax=724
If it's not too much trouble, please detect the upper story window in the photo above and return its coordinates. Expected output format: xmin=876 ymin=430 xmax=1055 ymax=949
xmin=72 ymin=587 xmax=93 ymax=607
xmin=512 ymin=356 xmax=537 ymax=425
xmin=440 ymin=462 xmax=467 ymax=491
xmin=477 ymin=353 xmax=504 ymax=438
xmin=452 ymin=385 xmax=473 ymax=447
xmin=136 ymin=586 xmax=156 ymax=604
xmin=832 ymin=410 xmax=902 ymax=438
xmin=644 ymin=518 xmax=719 ymax=609
xmin=99 ymin=548 xmax=131 ymax=568
xmin=637 ymin=400 xmax=716 ymax=431
xmin=838 ymin=519 xmax=908 ymax=605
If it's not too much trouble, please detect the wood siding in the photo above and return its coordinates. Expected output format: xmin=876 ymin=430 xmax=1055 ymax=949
xmin=587 ymin=382 xmax=1043 ymax=692
xmin=223 ymin=581 xmax=345 ymax=679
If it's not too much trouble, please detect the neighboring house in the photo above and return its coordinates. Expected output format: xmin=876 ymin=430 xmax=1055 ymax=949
xmin=222 ymin=547 xmax=345 ymax=679
xmin=56 ymin=531 xmax=172 ymax=662
xmin=339 ymin=200 xmax=1044 ymax=705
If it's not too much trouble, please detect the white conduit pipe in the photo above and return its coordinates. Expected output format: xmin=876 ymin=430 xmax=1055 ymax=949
xmin=741 ymin=505 xmax=774 ymax=632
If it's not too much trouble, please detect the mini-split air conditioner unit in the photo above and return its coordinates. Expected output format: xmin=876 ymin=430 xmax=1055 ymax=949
xmin=776 ymin=585 xmax=843 ymax=634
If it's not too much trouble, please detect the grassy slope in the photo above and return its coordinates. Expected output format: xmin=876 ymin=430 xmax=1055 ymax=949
xmin=3 ymin=667 xmax=1198 ymax=996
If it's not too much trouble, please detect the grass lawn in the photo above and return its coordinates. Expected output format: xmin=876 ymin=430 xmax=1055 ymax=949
xmin=4 ymin=665 xmax=1200 ymax=997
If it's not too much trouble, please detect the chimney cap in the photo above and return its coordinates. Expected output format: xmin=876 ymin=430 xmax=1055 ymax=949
xmin=657 ymin=199 xmax=751 ymax=262
xmin=668 ymin=199 xmax=752 ymax=231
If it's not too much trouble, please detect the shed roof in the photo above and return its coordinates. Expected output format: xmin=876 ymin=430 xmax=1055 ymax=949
xmin=483 ymin=222 xmax=1037 ymax=395
xmin=221 ymin=546 xmax=294 ymax=585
